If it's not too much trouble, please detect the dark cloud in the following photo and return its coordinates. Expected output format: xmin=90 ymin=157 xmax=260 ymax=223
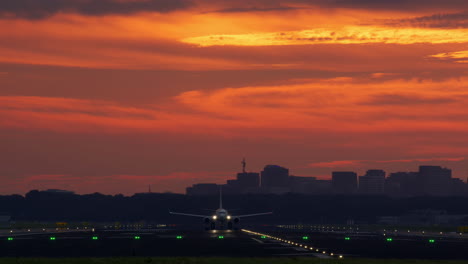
xmin=381 ymin=12 xmax=468 ymax=28
xmin=0 ymin=0 xmax=193 ymax=19
xmin=328 ymin=0 xmax=467 ymax=10
xmin=202 ymin=0 xmax=467 ymax=12
xmin=209 ymin=6 xmax=302 ymax=14
xmin=363 ymin=94 xmax=458 ymax=106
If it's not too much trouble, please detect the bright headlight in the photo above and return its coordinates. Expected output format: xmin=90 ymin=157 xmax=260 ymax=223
xmin=227 ymin=215 xmax=231 ymax=220
xmin=212 ymin=215 xmax=217 ymax=220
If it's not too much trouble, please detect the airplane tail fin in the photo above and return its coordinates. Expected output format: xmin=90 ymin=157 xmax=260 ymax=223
xmin=219 ymin=186 xmax=223 ymax=209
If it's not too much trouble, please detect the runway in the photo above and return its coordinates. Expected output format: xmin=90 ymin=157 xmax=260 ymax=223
xmin=1 ymin=226 xmax=467 ymax=259
xmin=0 ymin=228 xmax=320 ymax=258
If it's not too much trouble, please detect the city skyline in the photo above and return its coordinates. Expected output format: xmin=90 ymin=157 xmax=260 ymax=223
xmin=187 ymin=162 xmax=467 ymax=197
xmin=1 ymin=1 xmax=468 ymax=195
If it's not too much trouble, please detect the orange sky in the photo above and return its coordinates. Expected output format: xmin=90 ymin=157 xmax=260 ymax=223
xmin=0 ymin=0 xmax=467 ymax=195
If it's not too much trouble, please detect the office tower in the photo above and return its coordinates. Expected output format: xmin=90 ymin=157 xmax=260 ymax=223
xmin=332 ymin=171 xmax=357 ymax=194
xmin=418 ymin=166 xmax=452 ymax=196
xmin=261 ymin=165 xmax=290 ymax=194
xmin=359 ymin=169 xmax=386 ymax=195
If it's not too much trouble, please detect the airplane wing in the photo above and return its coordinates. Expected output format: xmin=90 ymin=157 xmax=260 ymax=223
xmin=169 ymin=211 xmax=208 ymax=218
xmin=234 ymin=212 xmax=273 ymax=218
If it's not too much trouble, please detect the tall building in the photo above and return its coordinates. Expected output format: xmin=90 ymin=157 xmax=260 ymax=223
xmin=289 ymin=176 xmax=317 ymax=194
xmin=418 ymin=166 xmax=452 ymax=196
xmin=236 ymin=172 xmax=260 ymax=193
xmin=359 ymin=169 xmax=386 ymax=195
xmin=332 ymin=171 xmax=357 ymax=194
xmin=385 ymin=171 xmax=419 ymax=197
xmin=261 ymin=165 xmax=290 ymax=194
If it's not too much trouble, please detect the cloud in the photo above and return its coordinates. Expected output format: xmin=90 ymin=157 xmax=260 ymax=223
xmin=0 ymin=0 xmax=193 ymax=19
xmin=308 ymin=157 xmax=466 ymax=168
xmin=200 ymin=0 xmax=467 ymax=12
xmin=429 ymin=50 xmax=468 ymax=64
xmin=1 ymin=78 xmax=468 ymax=136
xmin=182 ymin=26 xmax=468 ymax=46
xmin=380 ymin=12 xmax=468 ymax=29
xmin=208 ymin=6 xmax=303 ymax=14
xmin=363 ymin=94 xmax=458 ymax=106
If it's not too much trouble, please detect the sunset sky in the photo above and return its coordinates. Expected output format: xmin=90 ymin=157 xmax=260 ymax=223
xmin=1 ymin=0 xmax=468 ymax=195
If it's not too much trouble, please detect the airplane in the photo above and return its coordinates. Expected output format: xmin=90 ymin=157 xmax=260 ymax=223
xmin=170 ymin=188 xmax=272 ymax=230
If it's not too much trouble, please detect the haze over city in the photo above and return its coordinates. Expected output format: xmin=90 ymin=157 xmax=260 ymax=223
xmin=1 ymin=0 xmax=468 ymax=195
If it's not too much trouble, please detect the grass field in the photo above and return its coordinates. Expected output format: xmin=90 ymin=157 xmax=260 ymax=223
xmin=0 ymin=258 xmax=465 ymax=264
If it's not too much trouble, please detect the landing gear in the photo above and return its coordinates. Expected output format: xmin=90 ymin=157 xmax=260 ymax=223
xmin=210 ymin=222 xmax=216 ymax=230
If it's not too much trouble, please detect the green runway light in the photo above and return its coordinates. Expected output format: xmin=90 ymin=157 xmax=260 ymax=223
xmin=261 ymin=236 xmax=266 ymax=239
xmin=302 ymin=236 xmax=309 ymax=240
xmin=176 ymin=235 xmax=183 ymax=239
xmin=50 ymin=237 xmax=56 ymax=241
xmin=345 ymin=237 xmax=351 ymax=240
xmin=429 ymin=239 xmax=435 ymax=243
xmin=7 ymin=237 xmax=13 ymax=241
xmin=134 ymin=236 xmax=141 ymax=240
xmin=218 ymin=235 xmax=224 ymax=239
xmin=386 ymin=238 xmax=393 ymax=242
xmin=92 ymin=236 xmax=99 ymax=240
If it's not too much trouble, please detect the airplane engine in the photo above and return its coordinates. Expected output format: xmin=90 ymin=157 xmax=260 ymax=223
xmin=233 ymin=217 xmax=240 ymax=224
xmin=203 ymin=217 xmax=211 ymax=224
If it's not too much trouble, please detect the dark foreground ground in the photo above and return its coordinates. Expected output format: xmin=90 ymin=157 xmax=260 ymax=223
xmin=0 ymin=258 xmax=466 ymax=264
xmin=0 ymin=226 xmax=467 ymax=261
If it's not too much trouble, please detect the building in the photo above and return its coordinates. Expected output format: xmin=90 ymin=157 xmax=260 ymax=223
xmin=385 ymin=171 xmax=419 ymax=197
xmin=332 ymin=171 xmax=357 ymax=194
xmin=289 ymin=176 xmax=317 ymax=194
xmin=359 ymin=170 xmax=385 ymax=195
xmin=418 ymin=166 xmax=452 ymax=196
xmin=186 ymin=183 xmax=219 ymax=196
xmin=261 ymin=165 xmax=290 ymax=194
xmin=236 ymin=172 xmax=260 ymax=193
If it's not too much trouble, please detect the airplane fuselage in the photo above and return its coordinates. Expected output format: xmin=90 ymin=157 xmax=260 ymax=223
xmin=212 ymin=208 xmax=230 ymax=222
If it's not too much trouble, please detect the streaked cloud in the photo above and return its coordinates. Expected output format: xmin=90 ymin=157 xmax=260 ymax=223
xmin=363 ymin=94 xmax=458 ymax=106
xmin=0 ymin=0 xmax=193 ymax=19
xmin=429 ymin=50 xmax=468 ymax=63
xmin=380 ymin=12 xmax=468 ymax=29
xmin=309 ymin=157 xmax=465 ymax=168
xmin=182 ymin=26 xmax=468 ymax=46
